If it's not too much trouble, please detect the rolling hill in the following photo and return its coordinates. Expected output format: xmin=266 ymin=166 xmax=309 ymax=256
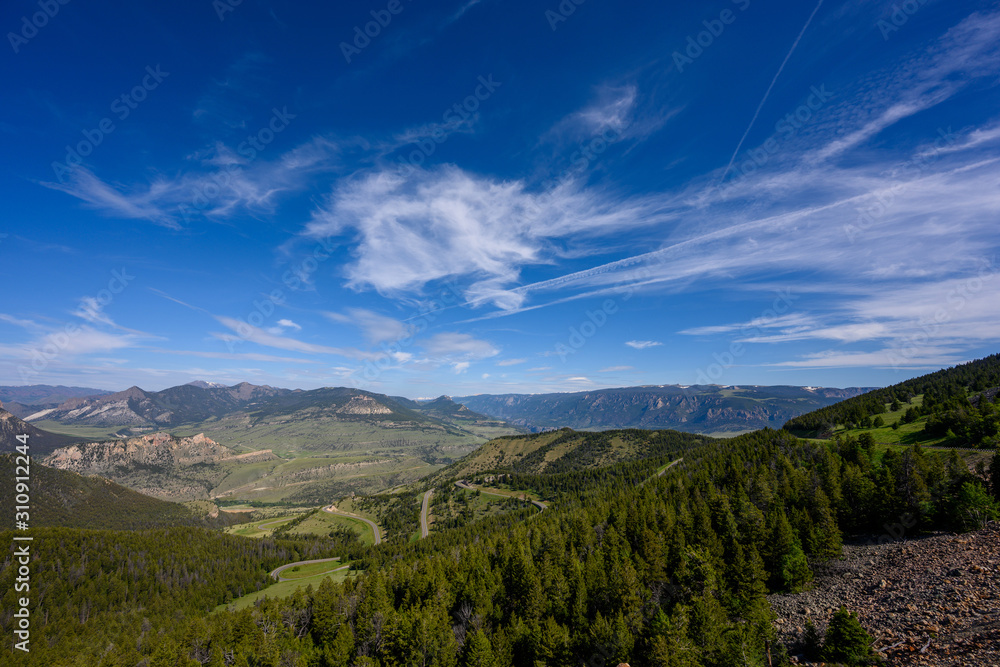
xmin=455 ymin=384 xmax=874 ymax=434
xmin=424 ymin=426 xmax=711 ymax=484
xmin=0 ymin=453 xmax=209 ymax=529
xmin=0 ymin=407 xmax=84 ymax=455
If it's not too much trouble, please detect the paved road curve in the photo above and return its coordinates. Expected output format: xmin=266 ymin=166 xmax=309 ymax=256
xmin=269 ymin=558 xmax=348 ymax=582
xmin=454 ymin=480 xmax=548 ymax=511
xmin=420 ymin=489 xmax=433 ymax=538
xmin=323 ymin=504 xmax=382 ymax=545
xmin=256 ymin=516 xmax=294 ymax=531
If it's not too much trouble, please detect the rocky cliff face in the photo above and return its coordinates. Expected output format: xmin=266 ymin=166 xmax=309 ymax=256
xmin=43 ymin=432 xmax=230 ymax=473
xmin=41 ymin=432 xmax=278 ymax=501
xmin=337 ymin=395 xmax=393 ymax=415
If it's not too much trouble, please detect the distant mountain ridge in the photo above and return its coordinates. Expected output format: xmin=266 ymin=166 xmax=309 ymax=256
xmin=26 ymin=382 xmax=290 ymax=427
xmin=0 ymin=384 xmax=111 ymax=405
xmin=455 ymin=384 xmax=876 ymax=434
xmin=27 ymin=382 xmax=510 ymax=438
xmin=0 ymin=384 xmax=112 ymax=419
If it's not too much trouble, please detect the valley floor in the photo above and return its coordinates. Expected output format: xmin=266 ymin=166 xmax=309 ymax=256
xmin=769 ymin=522 xmax=1000 ymax=666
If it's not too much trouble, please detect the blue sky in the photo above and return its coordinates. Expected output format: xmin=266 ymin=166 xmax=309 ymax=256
xmin=2 ymin=0 xmax=999 ymax=397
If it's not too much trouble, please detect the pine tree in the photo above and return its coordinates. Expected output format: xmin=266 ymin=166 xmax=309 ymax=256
xmin=822 ymin=607 xmax=881 ymax=665
xmin=461 ymin=629 xmax=496 ymax=667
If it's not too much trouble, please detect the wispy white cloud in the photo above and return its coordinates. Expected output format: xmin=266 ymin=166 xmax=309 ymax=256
xmin=599 ymin=365 xmax=634 ymax=372
xmin=626 ymin=340 xmax=662 ymax=350
xmin=496 ymin=358 xmax=527 ymax=366
xmin=765 ymin=347 xmax=963 ymax=370
xmin=150 ymin=348 xmax=318 ymax=364
xmin=304 ymin=166 xmax=667 ymax=309
xmin=422 ymin=332 xmax=498 ymax=372
xmin=212 ymin=315 xmax=371 ymax=359
xmin=324 ymin=308 xmax=412 ymax=344
xmin=42 ymin=135 xmax=341 ymax=227
xmin=550 ymin=85 xmax=638 ymax=139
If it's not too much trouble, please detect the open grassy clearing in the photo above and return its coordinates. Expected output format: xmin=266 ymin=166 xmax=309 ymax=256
xmin=29 ymin=419 xmax=127 ymax=440
xmin=172 ymin=415 xmax=486 ymax=459
xmin=278 ymin=559 xmax=348 ymax=580
xmin=223 ymin=514 xmax=302 ymax=538
xmin=821 ymin=395 xmax=997 ymax=453
xmin=285 ymin=510 xmax=375 ymax=546
xmin=215 ymin=567 xmax=359 ymax=612
xmin=232 ymin=458 xmax=444 ymax=504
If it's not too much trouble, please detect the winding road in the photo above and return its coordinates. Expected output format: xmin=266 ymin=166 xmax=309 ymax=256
xmin=256 ymin=516 xmax=295 ymax=531
xmin=323 ymin=504 xmax=382 ymax=545
xmin=269 ymin=558 xmax=348 ymax=582
xmin=455 ymin=480 xmax=548 ymax=511
xmin=420 ymin=489 xmax=433 ymax=538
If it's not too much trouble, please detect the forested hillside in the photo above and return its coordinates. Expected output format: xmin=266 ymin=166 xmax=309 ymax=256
xmin=5 ymin=358 xmax=1000 ymax=665
xmin=6 ymin=425 xmax=997 ymax=665
xmin=0 ymin=454 xmax=236 ymax=530
xmin=784 ymin=354 xmax=1000 ymax=440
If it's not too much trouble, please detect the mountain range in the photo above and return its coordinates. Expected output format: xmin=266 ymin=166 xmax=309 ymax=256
xmin=15 ymin=380 xmax=876 ymax=436
xmin=0 ymin=383 xmax=112 ymax=419
xmin=455 ymin=384 xmax=875 ymax=434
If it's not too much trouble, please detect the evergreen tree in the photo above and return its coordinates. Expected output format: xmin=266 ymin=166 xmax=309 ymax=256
xmin=822 ymin=607 xmax=881 ymax=665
